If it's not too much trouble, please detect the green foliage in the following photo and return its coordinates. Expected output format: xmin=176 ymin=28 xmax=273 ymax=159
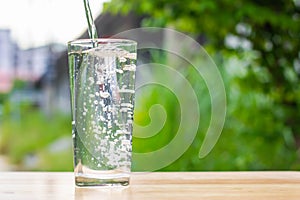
xmin=103 ymin=0 xmax=300 ymax=171
xmin=0 ymin=93 xmax=8 ymax=104
xmin=11 ymin=79 xmax=27 ymax=90
xmin=104 ymin=0 xmax=300 ymax=90
xmin=0 ymin=102 xmax=72 ymax=171
xmin=133 ymin=84 xmax=180 ymax=154
xmin=131 ymin=52 xmax=299 ymax=171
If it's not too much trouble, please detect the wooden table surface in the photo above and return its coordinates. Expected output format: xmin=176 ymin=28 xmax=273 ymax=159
xmin=1 ymin=172 xmax=300 ymax=199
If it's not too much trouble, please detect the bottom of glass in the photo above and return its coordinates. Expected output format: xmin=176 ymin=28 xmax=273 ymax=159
xmin=75 ymin=172 xmax=130 ymax=187
xmin=74 ymin=162 xmax=130 ymax=186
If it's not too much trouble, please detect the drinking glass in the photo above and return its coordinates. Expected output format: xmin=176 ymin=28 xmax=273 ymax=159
xmin=68 ymin=39 xmax=137 ymax=186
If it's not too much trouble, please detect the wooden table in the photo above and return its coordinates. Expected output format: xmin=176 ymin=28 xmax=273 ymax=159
xmin=1 ymin=172 xmax=300 ymax=199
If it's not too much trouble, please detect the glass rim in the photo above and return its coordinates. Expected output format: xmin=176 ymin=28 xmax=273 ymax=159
xmin=68 ymin=38 xmax=137 ymax=46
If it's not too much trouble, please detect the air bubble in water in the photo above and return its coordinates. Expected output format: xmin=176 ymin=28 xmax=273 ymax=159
xmin=125 ymin=53 xmax=137 ymax=59
xmin=119 ymin=57 xmax=126 ymax=63
xmin=99 ymin=116 xmax=105 ymax=121
xmin=123 ymin=64 xmax=136 ymax=71
xmin=100 ymin=91 xmax=110 ymax=98
xmin=88 ymin=77 xmax=94 ymax=84
xmin=116 ymin=69 xmax=123 ymax=74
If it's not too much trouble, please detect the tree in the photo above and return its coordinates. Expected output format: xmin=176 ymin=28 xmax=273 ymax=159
xmin=105 ymin=0 xmax=299 ymax=85
xmin=103 ymin=0 xmax=300 ymax=170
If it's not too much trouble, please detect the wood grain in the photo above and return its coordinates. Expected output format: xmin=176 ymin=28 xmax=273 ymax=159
xmin=0 ymin=172 xmax=300 ymax=199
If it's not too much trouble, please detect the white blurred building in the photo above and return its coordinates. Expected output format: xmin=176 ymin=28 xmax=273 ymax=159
xmin=0 ymin=29 xmax=16 ymax=92
xmin=0 ymin=29 xmax=65 ymax=93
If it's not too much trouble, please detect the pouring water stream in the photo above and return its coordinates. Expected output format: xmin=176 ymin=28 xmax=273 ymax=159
xmin=83 ymin=0 xmax=98 ymax=42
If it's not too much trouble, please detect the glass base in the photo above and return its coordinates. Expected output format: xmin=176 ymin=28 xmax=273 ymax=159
xmin=75 ymin=172 xmax=130 ymax=187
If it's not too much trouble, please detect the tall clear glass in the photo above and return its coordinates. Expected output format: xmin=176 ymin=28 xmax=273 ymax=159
xmin=68 ymin=39 xmax=137 ymax=186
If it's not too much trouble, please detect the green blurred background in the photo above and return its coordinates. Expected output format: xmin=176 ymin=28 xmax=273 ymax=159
xmin=0 ymin=0 xmax=299 ymax=171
